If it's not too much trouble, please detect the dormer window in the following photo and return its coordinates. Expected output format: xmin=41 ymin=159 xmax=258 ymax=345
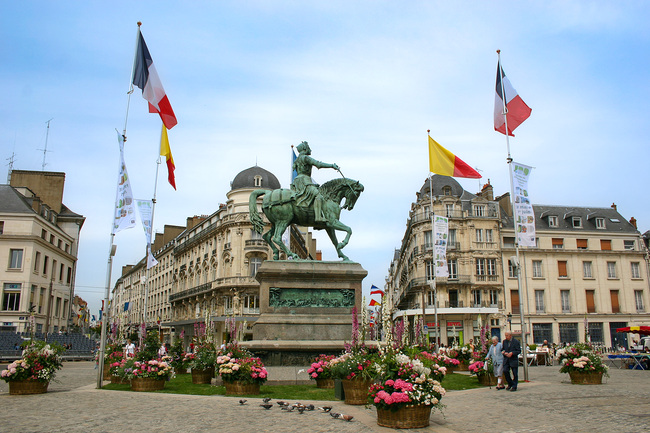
xmin=443 ymin=186 xmax=452 ymax=196
xmin=473 ymin=205 xmax=486 ymax=217
xmin=548 ymin=216 xmax=558 ymax=227
xmin=254 ymin=175 xmax=263 ymax=187
xmin=572 ymin=217 xmax=582 ymax=228
xmin=595 ymin=217 xmax=605 ymax=229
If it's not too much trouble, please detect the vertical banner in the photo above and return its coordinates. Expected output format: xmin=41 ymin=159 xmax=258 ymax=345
xmin=112 ymin=132 xmax=136 ymax=234
xmin=433 ymin=215 xmax=449 ymax=277
xmin=135 ymin=199 xmax=158 ymax=269
xmin=511 ymin=162 xmax=536 ymax=247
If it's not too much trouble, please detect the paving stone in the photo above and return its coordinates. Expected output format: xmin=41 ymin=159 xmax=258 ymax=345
xmin=0 ymin=362 xmax=648 ymax=432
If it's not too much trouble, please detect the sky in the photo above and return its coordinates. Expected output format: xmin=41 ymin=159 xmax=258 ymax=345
xmin=2 ymin=1 xmax=649 ymax=317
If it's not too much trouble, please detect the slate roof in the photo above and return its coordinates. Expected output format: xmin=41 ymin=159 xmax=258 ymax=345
xmin=230 ymin=166 xmax=281 ymax=191
xmin=502 ymin=204 xmax=639 ymax=234
xmin=0 ymin=184 xmax=35 ymax=213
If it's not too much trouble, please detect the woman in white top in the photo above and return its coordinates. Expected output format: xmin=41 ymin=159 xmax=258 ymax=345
xmin=485 ymin=336 xmax=505 ymax=390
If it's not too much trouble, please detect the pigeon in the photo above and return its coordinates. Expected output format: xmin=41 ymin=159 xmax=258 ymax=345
xmin=342 ymin=415 xmax=354 ymax=422
xmin=330 ymin=412 xmax=341 ymax=419
xmin=260 ymin=403 xmax=273 ymax=410
xmin=306 ymin=404 xmax=315 ymax=411
xmin=319 ymin=406 xmax=332 ymax=412
xmin=276 ymin=401 xmax=286 ymax=406
xmin=284 ymin=406 xmax=295 ymax=412
xmin=238 ymin=399 xmax=247 ymax=405
xmin=297 ymin=406 xmax=305 ymax=414
xmin=262 ymin=397 xmax=272 ymax=403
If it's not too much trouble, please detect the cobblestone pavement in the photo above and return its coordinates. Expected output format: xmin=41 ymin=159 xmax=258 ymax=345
xmin=0 ymin=362 xmax=648 ymax=433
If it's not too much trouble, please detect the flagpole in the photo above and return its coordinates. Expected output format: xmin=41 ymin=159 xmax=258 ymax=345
xmin=426 ymin=131 xmax=440 ymax=349
xmin=143 ymin=128 xmax=163 ymax=333
xmin=123 ymin=22 xmax=142 ymax=139
xmin=497 ymin=49 xmax=529 ymax=381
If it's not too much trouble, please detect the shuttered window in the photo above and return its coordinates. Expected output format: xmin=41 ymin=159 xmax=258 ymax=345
xmin=610 ymin=290 xmax=620 ymax=313
xmin=600 ymin=239 xmax=611 ymax=251
xmin=586 ymin=290 xmax=596 ymax=313
xmin=511 ymin=290 xmax=520 ymax=314
xmin=558 ymin=261 xmax=568 ymax=278
xmin=576 ymin=239 xmax=588 ymax=249
xmin=552 ymin=238 xmax=564 ymax=249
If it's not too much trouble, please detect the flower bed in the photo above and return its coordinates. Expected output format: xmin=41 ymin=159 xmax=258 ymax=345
xmin=368 ymin=347 xmax=446 ymax=428
xmin=1 ymin=340 xmax=63 ymax=389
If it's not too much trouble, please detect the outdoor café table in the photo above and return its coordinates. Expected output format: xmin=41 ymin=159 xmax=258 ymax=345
xmin=606 ymin=354 xmax=630 ymax=369
xmin=518 ymin=353 xmax=536 ymax=366
xmin=535 ymin=349 xmax=551 ymax=366
xmin=630 ymin=353 xmax=649 ymax=370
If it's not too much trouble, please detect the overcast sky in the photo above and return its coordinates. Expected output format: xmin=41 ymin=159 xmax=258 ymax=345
xmin=2 ymin=1 xmax=649 ymax=316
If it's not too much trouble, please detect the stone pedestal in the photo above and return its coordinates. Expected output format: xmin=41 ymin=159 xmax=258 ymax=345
xmin=241 ymin=260 xmax=366 ymax=365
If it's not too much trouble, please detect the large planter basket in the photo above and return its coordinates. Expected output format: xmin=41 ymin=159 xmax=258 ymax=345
xmin=131 ymin=377 xmax=165 ymax=391
xmin=111 ymin=375 xmax=129 ymax=384
xmin=456 ymin=361 xmax=469 ymax=371
xmin=191 ymin=367 xmax=215 ymax=385
xmin=224 ymin=381 xmax=261 ymax=395
xmin=341 ymin=378 xmax=373 ymax=405
xmin=9 ymin=380 xmax=49 ymax=395
xmin=103 ymin=363 xmax=111 ymax=381
xmin=315 ymin=378 xmax=335 ymax=389
xmin=477 ymin=374 xmax=498 ymax=386
xmin=569 ymin=371 xmax=603 ymax=385
xmin=376 ymin=404 xmax=433 ymax=429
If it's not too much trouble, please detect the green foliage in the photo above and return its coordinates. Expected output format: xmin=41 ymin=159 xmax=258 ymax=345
xmin=136 ymin=330 xmax=161 ymax=361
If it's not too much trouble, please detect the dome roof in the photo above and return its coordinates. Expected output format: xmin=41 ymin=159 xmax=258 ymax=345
xmin=419 ymin=174 xmax=464 ymax=198
xmin=230 ymin=166 xmax=281 ymax=191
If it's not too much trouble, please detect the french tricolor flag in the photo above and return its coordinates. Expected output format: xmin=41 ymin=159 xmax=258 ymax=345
xmin=132 ymin=30 xmax=178 ymax=130
xmin=494 ymin=60 xmax=531 ymax=137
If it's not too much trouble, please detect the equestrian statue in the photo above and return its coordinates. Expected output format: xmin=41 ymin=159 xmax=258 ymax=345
xmin=249 ymin=141 xmax=364 ymax=261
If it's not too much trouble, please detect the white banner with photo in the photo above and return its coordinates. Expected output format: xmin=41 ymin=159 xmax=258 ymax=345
xmin=135 ymin=199 xmax=158 ymax=269
xmin=511 ymin=161 xmax=536 ymax=247
xmin=112 ymin=132 xmax=136 ymax=234
xmin=433 ymin=215 xmax=449 ymax=277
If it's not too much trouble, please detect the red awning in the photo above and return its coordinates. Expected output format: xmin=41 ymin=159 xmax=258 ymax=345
xmin=616 ymin=326 xmax=650 ymax=335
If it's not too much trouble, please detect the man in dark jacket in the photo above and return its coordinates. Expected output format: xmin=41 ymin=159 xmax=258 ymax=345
xmin=502 ymin=331 xmax=521 ymax=391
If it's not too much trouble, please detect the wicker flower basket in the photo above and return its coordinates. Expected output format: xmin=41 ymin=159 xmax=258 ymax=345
xmin=456 ymin=361 xmax=469 ymax=371
xmin=315 ymin=378 xmax=335 ymax=389
xmin=110 ymin=375 xmax=129 ymax=384
xmin=569 ymin=371 xmax=603 ymax=385
xmin=103 ymin=363 xmax=111 ymax=381
xmin=477 ymin=374 xmax=498 ymax=386
xmin=224 ymin=381 xmax=261 ymax=395
xmin=9 ymin=380 xmax=49 ymax=395
xmin=191 ymin=367 xmax=215 ymax=384
xmin=376 ymin=404 xmax=433 ymax=429
xmin=341 ymin=378 xmax=373 ymax=405
xmin=131 ymin=377 xmax=165 ymax=392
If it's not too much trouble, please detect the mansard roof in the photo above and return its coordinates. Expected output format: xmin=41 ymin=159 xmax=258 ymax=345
xmin=230 ymin=166 xmax=281 ymax=191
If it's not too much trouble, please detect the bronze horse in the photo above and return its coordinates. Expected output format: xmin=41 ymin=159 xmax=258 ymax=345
xmin=249 ymin=178 xmax=364 ymax=261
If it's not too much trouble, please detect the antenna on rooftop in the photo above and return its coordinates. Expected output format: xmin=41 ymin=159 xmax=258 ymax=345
xmin=37 ymin=118 xmax=54 ymax=171
xmin=6 ymin=151 xmax=16 ymax=184
xmin=475 ymin=167 xmax=483 ymax=190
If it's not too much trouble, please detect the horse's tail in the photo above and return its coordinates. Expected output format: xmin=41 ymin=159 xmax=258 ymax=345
xmin=249 ymin=190 xmax=267 ymax=234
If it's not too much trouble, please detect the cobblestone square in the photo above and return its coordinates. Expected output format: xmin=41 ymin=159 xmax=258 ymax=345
xmin=1 ymin=362 xmax=648 ymax=433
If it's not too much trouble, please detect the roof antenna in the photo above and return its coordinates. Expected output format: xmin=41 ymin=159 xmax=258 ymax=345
xmin=475 ymin=167 xmax=483 ymax=190
xmin=37 ymin=118 xmax=54 ymax=171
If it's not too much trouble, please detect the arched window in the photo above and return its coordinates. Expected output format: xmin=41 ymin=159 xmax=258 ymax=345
xmin=254 ymin=175 xmax=263 ymax=187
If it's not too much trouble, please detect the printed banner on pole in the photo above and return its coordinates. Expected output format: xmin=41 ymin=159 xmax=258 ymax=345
xmin=433 ymin=215 xmax=449 ymax=277
xmin=135 ymin=199 xmax=159 ymax=269
xmin=112 ymin=132 xmax=136 ymax=234
xmin=511 ymin=162 xmax=536 ymax=247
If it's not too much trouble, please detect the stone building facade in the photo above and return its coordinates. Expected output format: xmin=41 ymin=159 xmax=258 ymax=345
xmin=386 ymin=175 xmax=504 ymax=345
xmin=387 ymin=174 xmax=650 ymax=349
xmin=0 ymin=171 xmax=84 ymax=334
xmin=499 ymin=197 xmax=649 ymax=348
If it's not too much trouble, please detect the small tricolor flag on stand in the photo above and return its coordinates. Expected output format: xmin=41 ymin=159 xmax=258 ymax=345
xmin=370 ymin=285 xmax=385 ymax=297
xmin=494 ymin=60 xmax=531 ymax=136
xmin=428 ymin=136 xmax=481 ymax=179
xmin=132 ymin=27 xmax=177 ymax=129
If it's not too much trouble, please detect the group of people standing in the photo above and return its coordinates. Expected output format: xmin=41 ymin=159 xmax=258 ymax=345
xmin=485 ymin=331 xmax=521 ymax=391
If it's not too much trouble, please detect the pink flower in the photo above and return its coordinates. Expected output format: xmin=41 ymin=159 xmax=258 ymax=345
xmin=311 ymin=372 xmax=318 ymax=378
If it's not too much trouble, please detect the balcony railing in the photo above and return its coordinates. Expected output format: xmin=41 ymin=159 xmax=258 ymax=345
xmin=169 ymin=276 xmax=258 ymax=302
xmin=475 ymin=275 xmax=499 ymax=282
xmin=445 ymin=300 xmax=464 ymax=308
xmin=421 ymin=242 xmax=460 ymax=252
xmin=245 ymin=239 xmax=268 ymax=248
